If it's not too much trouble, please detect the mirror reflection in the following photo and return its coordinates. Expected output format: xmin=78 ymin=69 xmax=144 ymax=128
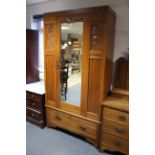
xmin=60 ymin=22 xmax=83 ymax=106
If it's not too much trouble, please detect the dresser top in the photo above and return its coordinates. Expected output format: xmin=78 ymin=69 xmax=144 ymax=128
xmin=112 ymin=88 xmax=129 ymax=96
xmin=26 ymin=81 xmax=45 ymax=95
xmin=102 ymin=96 xmax=129 ymax=112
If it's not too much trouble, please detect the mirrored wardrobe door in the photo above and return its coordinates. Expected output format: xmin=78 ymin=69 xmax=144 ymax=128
xmin=60 ymin=22 xmax=83 ymax=107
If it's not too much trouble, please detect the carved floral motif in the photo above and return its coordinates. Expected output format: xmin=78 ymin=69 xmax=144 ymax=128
xmin=60 ymin=16 xmax=83 ymax=23
xmin=90 ymin=22 xmax=100 ymax=49
xmin=48 ymin=25 xmax=54 ymax=49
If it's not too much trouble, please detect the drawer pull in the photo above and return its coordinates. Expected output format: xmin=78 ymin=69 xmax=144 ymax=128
xmin=118 ymin=115 xmax=126 ymax=121
xmin=55 ymin=115 xmax=61 ymax=121
xmin=79 ymin=126 xmax=87 ymax=131
xmin=31 ymin=94 xmax=34 ymax=98
xmin=32 ymin=102 xmax=36 ymax=106
xmin=114 ymin=127 xmax=124 ymax=133
xmin=113 ymin=140 xmax=122 ymax=147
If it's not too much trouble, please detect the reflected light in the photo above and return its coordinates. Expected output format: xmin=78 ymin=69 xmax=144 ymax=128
xmin=62 ymin=26 xmax=70 ymax=30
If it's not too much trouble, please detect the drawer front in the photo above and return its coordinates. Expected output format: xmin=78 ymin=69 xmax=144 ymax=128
xmin=69 ymin=116 xmax=98 ymax=139
xmin=26 ymin=91 xmax=41 ymax=102
xmin=26 ymin=108 xmax=42 ymax=121
xmin=46 ymin=108 xmax=68 ymax=129
xmin=103 ymin=107 xmax=128 ymax=126
xmin=26 ymin=99 xmax=41 ymax=111
xmin=102 ymin=120 xmax=129 ymax=140
xmin=101 ymin=132 xmax=129 ymax=154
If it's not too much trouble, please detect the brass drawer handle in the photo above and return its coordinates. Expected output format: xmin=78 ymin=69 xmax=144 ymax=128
xmin=118 ymin=115 xmax=126 ymax=121
xmin=113 ymin=140 xmax=122 ymax=147
xmin=79 ymin=126 xmax=87 ymax=131
xmin=31 ymin=94 xmax=34 ymax=98
xmin=55 ymin=115 xmax=61 ymax=121
xmin=114 ymin=127 xmax=124 ymax=133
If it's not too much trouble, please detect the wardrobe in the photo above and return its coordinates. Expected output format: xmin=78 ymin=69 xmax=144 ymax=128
xmin=44 ymin=6 xmax=116 ymax=146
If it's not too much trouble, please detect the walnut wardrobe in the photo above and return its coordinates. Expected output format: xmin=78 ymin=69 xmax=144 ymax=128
xmin=44 ymin=6 xmax=116 ymax=146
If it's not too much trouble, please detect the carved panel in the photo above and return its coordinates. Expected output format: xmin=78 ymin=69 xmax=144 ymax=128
xmin=90 ymin=21 xmax=104 ymax=51
xmin=46 ymin=24 xmax=55 ymax=49
xmin=59 ymin=16 xmax=83 ymax=23
xmin=90 ymin=22 xmax=100 ymax=49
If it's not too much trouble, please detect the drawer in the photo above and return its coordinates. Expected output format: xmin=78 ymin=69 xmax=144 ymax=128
xmin=103 ymin=107 xmax=128 ymax=126
xmin=26 ymin=91 xmax=41 ymax=102
xmin=102 ymin=120 xmax=129 ymax=140
xmin=101 ymin=132 xmax=129 ymax=154
xmin=46 ymin=108 xmax=68 ymax=129
xmin=26 ymin=99 xmax=41 ymax=111
xmin=26 ymin=108 xmax=42 ymax=121
xmin=69 ymin=116 xmax=98 ymax=139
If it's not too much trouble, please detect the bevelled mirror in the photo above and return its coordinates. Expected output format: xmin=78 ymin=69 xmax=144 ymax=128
xmin=60 ymin=22 xmax=83 ymax=106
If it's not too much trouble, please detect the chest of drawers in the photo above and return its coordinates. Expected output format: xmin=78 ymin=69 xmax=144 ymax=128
xmin=100 ymin=96 xmax=129 ymax=155
xmin=26 ymin=91 xmax=46 ymax=128
xmin=46 ymin=107 xmax=100 ymax=145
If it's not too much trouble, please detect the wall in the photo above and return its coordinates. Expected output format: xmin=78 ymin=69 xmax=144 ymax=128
xmin=26 ymin=0 xmax=129 ymax=61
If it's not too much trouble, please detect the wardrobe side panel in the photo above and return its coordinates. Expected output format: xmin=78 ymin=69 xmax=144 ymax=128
xmin=103 ymin=12 xmax=116 ymax=99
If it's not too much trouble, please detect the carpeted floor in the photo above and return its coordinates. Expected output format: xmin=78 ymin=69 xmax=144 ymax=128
xmin=61 ymin=83 xmax=81 ymax=106
xmin=26 ymin=122 xmax=111 ymax=155
xmin=66 ymin=83 xmax=81 ymax=106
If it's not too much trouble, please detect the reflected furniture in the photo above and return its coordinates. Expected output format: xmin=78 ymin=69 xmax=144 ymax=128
xmin=26 ymin=29 xmax=39 ymax=84
xmin=71 ymin=52 xmax=80 ymax=74
xmin=26 ymin=81 xmax=46 ymax=128
xmin=71 ymin=41 xmax=81 ymax=74
xmin=60 ymin=66 xmax=69 ymax=100
xmin=100 ymin=90 xmax=129 ymax=154
xmin=44 ymin=6 xmax=116 ymax=146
